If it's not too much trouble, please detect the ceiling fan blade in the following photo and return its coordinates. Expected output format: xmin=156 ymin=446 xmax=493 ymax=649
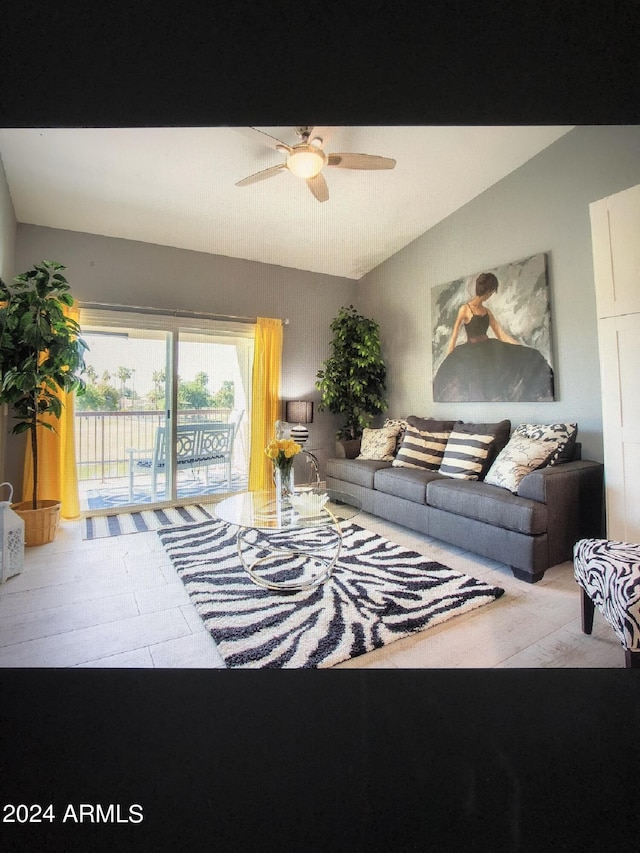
xmin=306 ymin=173 xmax=329 ymax=203
xmin=232 ymin=127 xmax=292 ymax=152
xmin=235 ymin=163 xmax=286 ymax=187
xmin=306 ymin=126 xmax=336 ymax=148
xmin=327 ymin=153 xmax=396 ymax=170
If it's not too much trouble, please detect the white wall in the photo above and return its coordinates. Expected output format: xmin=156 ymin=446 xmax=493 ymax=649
xmin=356 ymin=126 xmax=640 ymax=463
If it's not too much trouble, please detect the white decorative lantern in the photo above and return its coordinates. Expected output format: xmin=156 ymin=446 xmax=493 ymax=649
xmin=0 ymin=482 xmax=25 ymax=583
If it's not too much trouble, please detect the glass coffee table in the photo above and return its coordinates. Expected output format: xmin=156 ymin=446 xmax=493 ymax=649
xmin=215 ymin=487 xmax=361 ymax=592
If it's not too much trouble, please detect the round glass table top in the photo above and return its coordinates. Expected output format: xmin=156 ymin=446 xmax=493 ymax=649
xmin=215 ymin=487 xmax=361 ymax=532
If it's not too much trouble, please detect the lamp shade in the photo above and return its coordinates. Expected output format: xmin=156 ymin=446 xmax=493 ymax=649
xmin=285 ymin=400 xmax=313 ymax=425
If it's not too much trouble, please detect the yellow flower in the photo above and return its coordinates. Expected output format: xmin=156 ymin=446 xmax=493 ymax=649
xmin=264 ymin=438 xmax=302 ymax=466
xmin=264 ymin=441 xmax=278 ymax=460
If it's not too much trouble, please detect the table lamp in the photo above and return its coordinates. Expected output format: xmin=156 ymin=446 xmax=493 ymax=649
xmin=285 ymin=400 xmax=313 ymax=446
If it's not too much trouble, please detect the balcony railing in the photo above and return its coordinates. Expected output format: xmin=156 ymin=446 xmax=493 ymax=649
xmin=75 ymin=408 xmax=236 ymax=482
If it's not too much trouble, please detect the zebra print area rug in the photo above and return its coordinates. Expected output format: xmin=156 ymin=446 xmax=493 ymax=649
xmin=157 ymin=519 xmax=505 ymax=669
xmin=83 ymin=504 xmax=214 ymax=540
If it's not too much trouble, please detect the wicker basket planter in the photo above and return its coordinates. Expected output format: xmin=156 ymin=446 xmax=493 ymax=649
xmin=11 ymin=500 xmax=61 ymax=546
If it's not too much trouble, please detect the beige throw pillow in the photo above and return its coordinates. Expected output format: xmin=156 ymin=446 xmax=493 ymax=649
xmin=357 ymin=426 xmax=399 ymax=461
xmin=511 ymin=422 xmax=578 ymax=465
xmin=384 ymin=418 xmax=409 ymax=453
xmin=485 ymin=434 xmax=559 ymax=493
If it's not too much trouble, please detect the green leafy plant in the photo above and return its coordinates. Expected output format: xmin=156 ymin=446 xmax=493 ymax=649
xmin=316 ymin=305 xmax=387 ymax=440
xmin=0 ymin=261 xmax=87 ymax=509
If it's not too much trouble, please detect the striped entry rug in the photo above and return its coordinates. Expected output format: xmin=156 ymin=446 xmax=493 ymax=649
xmin=83 ymin=504 xmax=215 ymax=540
xmin=157 ymin=519 xmax=505 ymax=669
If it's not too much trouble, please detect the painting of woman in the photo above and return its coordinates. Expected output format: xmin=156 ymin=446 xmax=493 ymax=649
xmin=432 ymin=255 xmax=554 ymax=402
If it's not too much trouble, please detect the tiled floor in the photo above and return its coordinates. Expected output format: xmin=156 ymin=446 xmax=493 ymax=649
xmin=0 ymin=511 xmax=624 ymax=668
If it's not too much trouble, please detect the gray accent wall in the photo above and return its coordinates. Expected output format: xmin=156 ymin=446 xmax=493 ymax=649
xmin=8 ymin=226 xmax=358 ymax=494
xmin=356 ymin=126 xmax=640 ymax=463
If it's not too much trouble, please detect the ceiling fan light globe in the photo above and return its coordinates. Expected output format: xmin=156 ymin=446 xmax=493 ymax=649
xmin=286 ymin=146 xmax=326 ymax=179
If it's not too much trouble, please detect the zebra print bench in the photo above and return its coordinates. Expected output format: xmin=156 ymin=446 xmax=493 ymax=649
xmin=573 ymin=538 xmax=640 ymax=668
xmin=127 ymin=422 xmax=235 ymax=502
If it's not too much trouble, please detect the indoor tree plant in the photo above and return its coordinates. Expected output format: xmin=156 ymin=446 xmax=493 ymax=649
xmin=316 ymin=305 xmax=388 ymax=457
xmin=0 ymin=261 xmax=87 ymax=544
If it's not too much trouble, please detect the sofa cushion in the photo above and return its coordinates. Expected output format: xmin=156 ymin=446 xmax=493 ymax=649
xmin=511 ymin=422 xmax=578 ymax=465
xmin=439 ymin=420 xmax=511 ymax=480
xmin=357 ymin=426 xmax=400 ymax=461
xmin=392 ymin=425 xmax=451 ymax=471
xmin=426 ymin=479 xmax=548 ymax=535
xmin=374 ymin=466 xmax=446 ymax=504
xmin=484 ymin=434 xmax=559 ymax=493
xmin=326 ymin=457 xmax=391 ymax=489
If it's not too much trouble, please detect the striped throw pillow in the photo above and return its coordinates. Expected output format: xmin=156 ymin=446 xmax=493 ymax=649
xmin=439 ymin=428 xmax=497 ymax=480
xmin=392 ymin=425 xmax=451 ymax=470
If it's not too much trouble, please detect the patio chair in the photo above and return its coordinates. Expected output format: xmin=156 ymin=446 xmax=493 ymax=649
xmin=127 ymin=421 xmax=235 ymax=502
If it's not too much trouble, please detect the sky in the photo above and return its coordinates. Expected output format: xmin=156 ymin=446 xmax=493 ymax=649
xmin=82 ymin=333 xmax=248 ymax=409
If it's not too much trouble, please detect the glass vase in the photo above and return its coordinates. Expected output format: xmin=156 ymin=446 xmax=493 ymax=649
xmin=274 ymin=465 xmax=294 ymax=502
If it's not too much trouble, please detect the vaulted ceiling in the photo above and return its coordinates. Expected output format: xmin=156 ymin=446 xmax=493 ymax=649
xmin=0 ymin=125 xmax=573 ymax=280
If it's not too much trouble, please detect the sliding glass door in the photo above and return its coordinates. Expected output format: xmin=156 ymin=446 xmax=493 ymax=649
xmin=174 ymin=326 xmax=252 ymax=503
xmin=76 ymin=309 xmax=253 ymax=513
xmin=75 ymin=323 xmax=173 ymax=512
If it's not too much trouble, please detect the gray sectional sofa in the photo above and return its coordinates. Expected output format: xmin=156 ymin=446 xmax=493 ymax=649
xmin=326 ymin=420 xmax=604 ymax=583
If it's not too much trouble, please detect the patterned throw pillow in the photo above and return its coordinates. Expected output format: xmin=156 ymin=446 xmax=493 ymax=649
xmin=484 ymin=434 xmax=561 ymax=493
xmin=439 ymin=426 xmax=503 ymax=480
xmin=511 ymin=422 xmax=578 ymax=465
xmin=392 ymin=425 xmax=451 ymax=470
xmin=384 ymin=418 xmax=409 ymax=453
xmin=357 ymin=426 xmax=400 ymax=461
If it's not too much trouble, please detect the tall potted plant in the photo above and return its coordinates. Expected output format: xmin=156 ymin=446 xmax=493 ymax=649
xmin=316 ymin=305 xmax=388 ymax=457
xmin=0 ymin=261 xmax=87 ymax=544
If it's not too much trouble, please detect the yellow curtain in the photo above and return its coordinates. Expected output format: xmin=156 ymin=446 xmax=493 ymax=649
xmin=22 ymin=303 xmax=81 ymax=519
xmin=248 ymin=317 xmax=283 ymax=491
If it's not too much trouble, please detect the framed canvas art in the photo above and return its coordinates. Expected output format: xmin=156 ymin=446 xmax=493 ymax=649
xmin=431 ymin=253 xmax=555 ymax=403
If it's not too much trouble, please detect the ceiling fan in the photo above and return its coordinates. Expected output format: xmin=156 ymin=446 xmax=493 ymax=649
xmin=234 ymin=126 xmax=396 ymax=202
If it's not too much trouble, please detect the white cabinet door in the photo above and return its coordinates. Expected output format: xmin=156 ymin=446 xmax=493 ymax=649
xmin=590 ymin=183 xmax=640 ymax=319
xmin=591 ymin=182 xmax=640 ymax=540
xmin=590 ymin=197 xmax=615 ymax=319
xmin=598 ymin=314 xmax=640 ymax=541
xmin=608 ymin=184 xmax=640 ymax=317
